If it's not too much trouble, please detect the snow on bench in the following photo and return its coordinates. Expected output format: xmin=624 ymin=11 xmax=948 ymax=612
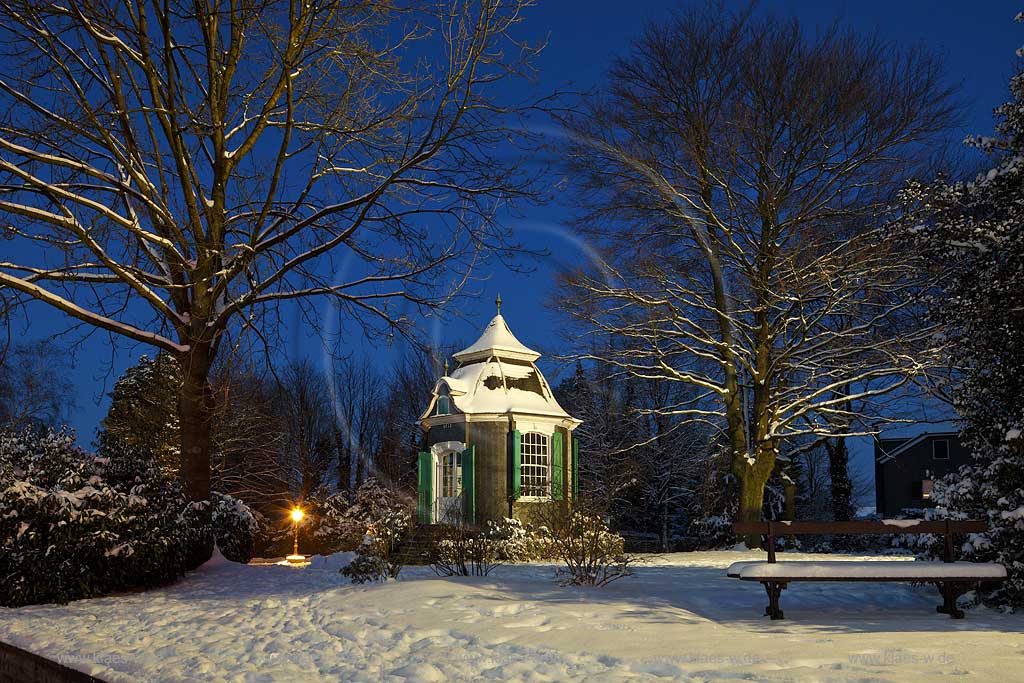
xmin=728 ymin=519 xmax=1005 ymax=619
xmin=733 ymin=560 xmax=1007 ymax=581
xmin=725 ymin=557 xmax=915 ymax=578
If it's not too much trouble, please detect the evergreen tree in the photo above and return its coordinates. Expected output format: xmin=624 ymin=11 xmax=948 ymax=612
xmin=904 ymin=19 xmax=1024 ymax=607
xmin=100 ymin=353 xmax=182 ymax=476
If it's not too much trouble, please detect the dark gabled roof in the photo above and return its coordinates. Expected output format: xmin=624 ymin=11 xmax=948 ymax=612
xmin=875 ymin=431 xmax=959 ymax=464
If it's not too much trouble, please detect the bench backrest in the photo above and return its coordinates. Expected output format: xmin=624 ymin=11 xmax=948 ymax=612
xmin=732 ymin=520 xmax=988 ymax=562
xmin=733 ymin=520 xmax=986 ymax=536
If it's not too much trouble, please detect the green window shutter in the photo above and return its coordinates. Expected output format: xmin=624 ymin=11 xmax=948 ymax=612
xmin=511 ymin=429 xmax=522 ymax=500
xmin=572 ymin=437 xmax=580 ymax=498
xmin=417 ymin=451 xmax=433 ymax=524
xmin=551 ymin=431 xmax=564 ymax=501
xmin=461 ymin=445 xmax=475 ymax=525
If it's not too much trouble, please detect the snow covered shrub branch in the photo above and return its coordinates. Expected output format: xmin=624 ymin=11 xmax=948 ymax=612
xmin=341 ymin=509 xmax=412 ymax=583
xmin=211 ymin=492 xmax=261 ymax=564
xmin=298 ymin=478 xmax=413 ymax=556
xmin=1 ymin=427 xmax=190 ymax=606
xmin=429 ymin=522 xmax=510 ymax=577
xmin=536 ymin=504 xmax=634 ymax=587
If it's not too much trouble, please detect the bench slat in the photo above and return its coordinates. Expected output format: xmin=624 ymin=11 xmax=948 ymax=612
xmin=733 ymin=520 xmax=987 ymax=535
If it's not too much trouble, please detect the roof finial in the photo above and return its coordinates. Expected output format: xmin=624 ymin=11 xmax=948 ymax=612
xmin=443 ymin=358 xmax=449 ymax=376
xmin=495 ymin=292 xmax=502 ymax=315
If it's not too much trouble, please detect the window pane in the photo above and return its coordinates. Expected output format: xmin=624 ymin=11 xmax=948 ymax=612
xmin=520 ymin=432 xmax=549 ymax=497
xmin=932 ymin=440 xmax=949 ymax=460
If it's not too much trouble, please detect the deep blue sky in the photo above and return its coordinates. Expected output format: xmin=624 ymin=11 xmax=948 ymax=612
xmin=10 ymin=1 xmax=1022 ymax=490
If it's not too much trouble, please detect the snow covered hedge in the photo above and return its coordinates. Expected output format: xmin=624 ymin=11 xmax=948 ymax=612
xmin=0 ymin=427 xmax=258 ymax=606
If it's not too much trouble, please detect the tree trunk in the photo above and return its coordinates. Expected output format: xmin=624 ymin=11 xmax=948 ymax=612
xmin=737 ymin=471 xmax=768 ymax=523
xmin=661 ymin=501 xmax=669 ymax=552
xmin=826 ymin=437 xmax=853 ymax=521
xmin=735 ymin=451 xmax=775 ymax=547
xmin=783 ymin=480 xmax=796 ymax=521
xmin=178 ymin=346 xmax=215 ymax=567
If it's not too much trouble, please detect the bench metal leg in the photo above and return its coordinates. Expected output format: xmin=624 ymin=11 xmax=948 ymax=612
xmin=935 ymin=582 xmax=966 ymax=619
xmin=761 ymin=581 xmax=786 ymax=620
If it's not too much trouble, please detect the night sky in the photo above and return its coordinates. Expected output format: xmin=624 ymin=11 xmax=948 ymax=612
xmin=10 ymin=1 xmax=1021 ymax=494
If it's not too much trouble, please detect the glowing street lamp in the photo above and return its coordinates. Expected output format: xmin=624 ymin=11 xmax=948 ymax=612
xmin=286 ymin=507 xmax=305 ymax=564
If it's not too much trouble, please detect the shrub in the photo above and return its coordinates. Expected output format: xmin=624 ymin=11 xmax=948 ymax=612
xmin=341 ymin=508 xmax=412 ymax=583
xmin=430 ymin=524 xmax=502 ymax=577
xmin=484 ymin=517 xmax=558 ymax=562
xmin=540 ymin=508 xmax=633 ymax=587
xmin=211 ymin=492 xmax=261 ymax=563
xmin=285 ymin=478 xmax=415 ymax=557
xmin=0 ymin=427 xmax=196 ymax=606
xmin=0 ymin=426 xmax=261 ymax=606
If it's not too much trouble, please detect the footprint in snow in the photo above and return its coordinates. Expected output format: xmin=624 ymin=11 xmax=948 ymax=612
xmin=390 ymin=662 xmax=446 ymax=683
xmin=501 ymin=615 xmax=553 ymax=631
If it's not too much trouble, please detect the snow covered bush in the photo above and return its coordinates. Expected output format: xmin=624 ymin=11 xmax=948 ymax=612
xmin=430 ymin=524 xmax=502 ymax=577
xmin=302 ymin=478 xmax=413 ymax=555
xmin=211 ymin=492 xmax=261 ymax=563
xmin=540 ymin=508 xmax=633 ymax=587
xmin=484 ymin=518 xmax=545 ymax=562
xmin=340 ymin=508 xmax=412 ymax=583
xmin=688 ymin=515 xmax=735 ymax=550
xmin=0 ymin=427 xmax=196 ymax=606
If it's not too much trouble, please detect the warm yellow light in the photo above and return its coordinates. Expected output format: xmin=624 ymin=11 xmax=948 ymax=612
xmin=290 ymin=508 xmax=304 ymax=522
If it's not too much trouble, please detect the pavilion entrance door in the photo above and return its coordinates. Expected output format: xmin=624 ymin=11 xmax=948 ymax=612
xmin=434 ymin=449 xmax=463 ymax=525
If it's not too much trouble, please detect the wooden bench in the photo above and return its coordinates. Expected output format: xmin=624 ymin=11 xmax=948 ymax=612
xmin=728 ymin=520 xmax=1006 ymax=620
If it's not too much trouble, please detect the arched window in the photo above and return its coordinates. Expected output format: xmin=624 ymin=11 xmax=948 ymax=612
xmin=520 ymin=432 xmax=549 ymax=497
xmin=436 ymin=395 xmax=450 ymax=416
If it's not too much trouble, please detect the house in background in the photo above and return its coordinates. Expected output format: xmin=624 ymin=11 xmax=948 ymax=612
xmin=874 ymin=431 xmax=972 ymax=517
xmin=416 ymin=298 xmax=581 ymax=526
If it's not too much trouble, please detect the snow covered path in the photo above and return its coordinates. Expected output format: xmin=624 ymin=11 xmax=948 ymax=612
xmin=2 ymin=551 xmax=1023 ymax=682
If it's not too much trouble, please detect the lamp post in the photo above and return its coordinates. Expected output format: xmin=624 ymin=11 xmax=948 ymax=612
xmin=286 ymin=507 xmax=305 ymax=564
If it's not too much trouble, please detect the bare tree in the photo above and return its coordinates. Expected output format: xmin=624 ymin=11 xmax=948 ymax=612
xmin=274 ymin=360 xmax=334 ymax=502
xmin=0 ymin=0 xmax=541 ymax=527
xmin=555 ymin=5 xmax=958 ymax=528
xmin=0 ymin=339 xmax=74 ymax=428
xmin=331 ymin=355 xmax=385 ymax=492
xmin=209 ymin=360 xmax=288 ymax=509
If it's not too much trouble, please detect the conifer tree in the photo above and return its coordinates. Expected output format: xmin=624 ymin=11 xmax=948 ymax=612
xmin=101 ymin=354 xmax=182 ymax=476
xmin=904 ymin=17 xmax=1024 ymax=606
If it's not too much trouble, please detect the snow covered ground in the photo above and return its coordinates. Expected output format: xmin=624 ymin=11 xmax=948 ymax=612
xmin=2 ymin=550 xmax=1022 ymax=682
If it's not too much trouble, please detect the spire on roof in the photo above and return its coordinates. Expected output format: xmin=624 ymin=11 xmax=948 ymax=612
xmin=452 ymin=306 xmax=540 ymax=362
xmin=495 ymin=292 xmax=502 ymax=315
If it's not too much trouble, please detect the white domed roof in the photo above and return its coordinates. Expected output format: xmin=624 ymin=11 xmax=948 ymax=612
xmin=420 ymin=311 xmax=579 ymax=424
xmin=452 ymin=314 xmax=539 ymax=363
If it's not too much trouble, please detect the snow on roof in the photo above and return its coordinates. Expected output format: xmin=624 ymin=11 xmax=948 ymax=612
xmin=452 ymin=314 xmax=540 ymax=362
xmin=421 ymin=359 xmax=577 ymax=422
xmin=420 ymin=313 xmax=579 ymax=423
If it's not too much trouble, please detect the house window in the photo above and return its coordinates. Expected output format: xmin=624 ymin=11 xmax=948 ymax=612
xmin=932 ymin=439 xmax=949 ymax=460
xmin=921 ymin=479 xmax=934 ymax=500
xmin=520 ymin=432 xmax=549 ymax=497
xmin=436 ymin=396 xmax=450 ymax=416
